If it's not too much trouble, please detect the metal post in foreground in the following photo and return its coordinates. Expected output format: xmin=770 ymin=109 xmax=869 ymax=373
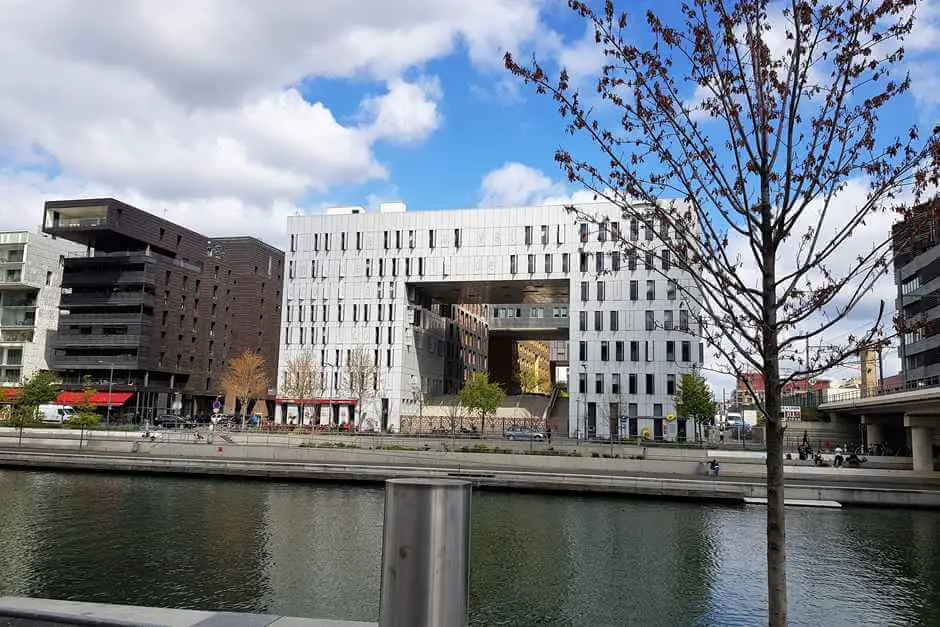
xmin=379 ymin=478 xmax=471 ymax=627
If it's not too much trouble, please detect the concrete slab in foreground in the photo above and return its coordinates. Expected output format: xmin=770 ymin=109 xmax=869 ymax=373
xmin=0 ymin=596 xmax=375 ymax=627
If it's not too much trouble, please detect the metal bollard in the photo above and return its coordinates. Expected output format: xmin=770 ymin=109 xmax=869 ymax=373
xmin=379 ymin=478 xmax=471 ymax=627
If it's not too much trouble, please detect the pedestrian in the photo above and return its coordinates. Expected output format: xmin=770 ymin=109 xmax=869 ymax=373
xmin=546 ymin=425 xmax=552 ymax=445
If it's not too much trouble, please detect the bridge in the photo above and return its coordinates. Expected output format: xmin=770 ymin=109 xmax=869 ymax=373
xmin=819 ymin=381 xmax=940 ymax=472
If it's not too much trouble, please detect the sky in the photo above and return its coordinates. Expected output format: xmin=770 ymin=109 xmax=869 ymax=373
xmin=0 ymin=0 xmax=937 ymax=398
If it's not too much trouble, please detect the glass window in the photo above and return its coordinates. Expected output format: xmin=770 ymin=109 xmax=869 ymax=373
xmin=667 ymin=374 xmax=676 ymax=396
xmin=562 ymin=253 xmax=570 ymax=273
xmin=528 ymin=254 xmax=535 ymax=273
xmin=630 ymin=218 xmax=638 ymax=240
xmin=579 ymin=372 xmax=587 ymax=393
xmin=579 ymin=223 xmax=589 ymax=243
xmin=628 ymin=374 xmax=637 ymax=395
xmin=597 ymin=281 xmax=605 ymax=302
xmin=645 ymin=310 xmax=655 ymax=330
xmin=630 ymin=341 xmax=639 ymax=362
xmin=615 ymin=341 xmax=624 ymax=361
xmin=580 ymin=253 xmax=589 ymax=273
xmin=662 ymin=249 xmax=671 ymax=271
xmin=594 ymin=311 xmax=603 ymax=332
xmin=612 ymin=373 xmax=621 ymax=394
xmin=581 ymin=281 xmax=589 ymax=301
xmin=681 ymin=341 xmax=691 ymax=362
xmin=666 ymin=341 xmax=675 ymax=362
xmin=580 ymin=311 xmax=588 ymax=331
xmin=645 ymin=250 xmax=654 ymax=270
xmin=653 ymin=403 xmax=663 ymax=417
xmin=646 ymin=280 xmax=655 ymax=300
xmin=595 ymin=374 xmax=604 ymax=394
xmin=541 ymin=225 xmax=549 ymax=245
xmin=525 ymin=226 xmax=533 ymax=245
xmin=611 ymin=221 xmax=620 ymax=240
xmin=611 ymin=251 xmax=620 ymax=271
xmin=579 ymin=341 xmax=587 ymax=361
xmin=630 ymin=280 xmax=638 ymax=301
xmin=510 ymin=255 xmax=517 ymax=274
xmin=667 ymin=280 xmax=677 ymax=300
xmin=545 ymin=254 xmax=553 ymax=273
xmin=680 ymin=309 xmax=690 ymax=332
xmin=664 ymin=310 xmax=674 ymax=330
xmin=646 ymin=373 xmax=655 ymax=394
xmin=610 ymin=310 xmax=618 ymax=331
xmin=596 ymin=252 xmax=604 ymax=274
xmin=601 ymin=341 xmax=609 ymax=361
xmin=598 ymin=221 xmax=608 ymax=242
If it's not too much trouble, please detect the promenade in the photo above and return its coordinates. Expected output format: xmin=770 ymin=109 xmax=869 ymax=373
xmin=1 ymin=427 xmax=938 ymax=508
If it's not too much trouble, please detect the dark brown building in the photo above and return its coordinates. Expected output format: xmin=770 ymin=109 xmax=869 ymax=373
xmin=42 ymin=198 xmax=283 ymax=419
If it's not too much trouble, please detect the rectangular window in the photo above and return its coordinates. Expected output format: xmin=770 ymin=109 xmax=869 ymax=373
xmin=594 ymin=310 xmax=603 ymax=332
xmin=615 ymin=341 xmax=624 ymax=361
xmin=596 ymin=252 xmax=604 ymax=274
xmin=337 ymin=304 xmax=344 ymax=323
xmin=662 ymin=249 xmax=671 ymax=271
xmin=429 ymin=230 xmax=436 ymax=248
xmin=680 ymin=309 xmax=690 ymax=332
xmin=395 ymin=230 xmax=402 ymax=249
xmin=628 ymin=248 xmax=637 ymax=270
xmin=654 ymin=403 xmax=663 ymax=418
xmin=418 ymin=258 xmax=424 ymax=276
xmin=581 ymin=281 xmax=589 ymax=302
xmin=562 ymin=253 xmax=570 ymax=273
xmin=645 ymin=222 xmax=654 ymax=241
xmin=630 ymin=280 xmax=638 ymax=301
xmin=392 ymin=258 xmax=398 ymax=276
xmin=664 ymin=310 xmax=674 ymax=331
xmin=541 ymin=224 xmax=549 ymax=245
xmin=699 ymin=342 xmax=704 ymax=363
xmin=661 ymin=216 xmax=670 ymax=240
xmin=580 ymin=252 xmax=589 ymax=273
xmin=645 ymin=310 xmax=655 ymax=330
xmin=313 ymin=234 xmax=319 ymax=251
xmin=646 ymin=280 xmax=655 ymax=300
xmin=666 ymin=340 xmax=675 ymax=362
xmin=579 ymin=341 xmax=587 ymax=361
xmin=579 ymin=372 xmax=587 ymax=394
xmin=611 ymin=221 xmax=620 ymax=240
xmin=579 ymin=223 xmax=589 ymax=243
xmin=666 ymin=374 xmax=676 ymax=396
xmin=454 ymin=228 xmax=461 ymax=248
xmin=598 ymin=220 xmax=608 ymax=242
xmin=364 ymin=304 xmax=370 ymax=322
xmin=595 ymin=373 xmax=604 ymax=394
xmin=628 ymin=374 xmax=637 ymax=394
xmin=630 ymin=218 xmax=639 ymax=241
xmin=525 ymin=226 xmax=533 ymax=245
xmin=528 ymin=254 xmax=536 ymax=273
xmin=611 ymin=251 xmax=620 ymax=271
xmin=341 ymin=232 xmax=348 ymax=251
xmin=610 ymin=310 xmax=618 ymax=331
xmin=545 ymin=254 xmax=553 ymax=274
xmin=409 ymin=230 xmax=415 ymax=248
xmin=601 ymin=341 xmax=609 ymax=361
xmin=645 ymin=341 xmax=653 ymax=361
xmin=630 ymin=341 xmax=639 ymax=362
xmin=612 ymin=373 xmax=621 ymax=395
xmin=579 ymin=311 xmax=588 ymax=331
xmin=646 ymin=373 xmax=655 ymax=394
xmin=645 ymin=250 xmax=654 ymax=270
xmin=384 ymin=231 xmax=389 ymax=250
xmin=596 ymin=281 xmax=605 ymax=302
xmin=356 ymin=231 xmax=362 ymax=250
xmin=405 ymin=258 xmax=411 ymax=276
xmin=510 ymin=255 xmax=518 ymax=274
xmin=681 ymin=341 xmax=691 ymax=362
xmin=667 ymin=280 xmax=677 ymax=300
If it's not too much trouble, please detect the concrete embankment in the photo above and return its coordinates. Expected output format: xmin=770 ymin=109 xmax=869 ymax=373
xmin=1 ymin=438 xmax=939 ymax=508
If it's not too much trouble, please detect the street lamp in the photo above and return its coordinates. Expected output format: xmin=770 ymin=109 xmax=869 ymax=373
xmin=96 ymin=360 xmax=114 ymax=424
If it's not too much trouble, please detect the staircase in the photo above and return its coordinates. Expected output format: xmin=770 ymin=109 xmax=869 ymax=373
xmin=548 ymin=395 xmax=569 ymax=435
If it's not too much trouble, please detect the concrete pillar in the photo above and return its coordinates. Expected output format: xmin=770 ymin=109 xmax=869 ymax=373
xmin=865 ymin=423 xmax=883 ymax=449
xmin=911 ymin=426 xmax=935 ymax=473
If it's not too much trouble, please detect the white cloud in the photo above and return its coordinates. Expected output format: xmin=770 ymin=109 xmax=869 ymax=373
xmin=0 ymin=0 xmax=545 ymax=239
xmin=361 ymin=77 xmax=443 ymax=144
xmin=480 ymin=162 xmax=569 ymax=207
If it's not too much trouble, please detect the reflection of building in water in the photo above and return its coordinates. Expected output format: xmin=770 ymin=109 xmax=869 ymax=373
xmin=263 ymin=486 xmax=384 ymax=622
xmin=0 ymin=473 xmax=39 ymax=596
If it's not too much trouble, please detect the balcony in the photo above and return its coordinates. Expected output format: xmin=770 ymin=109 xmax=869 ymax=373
xmin=0 ymin=329 xmax=34 ymax=343
xmin=61 ymin=269 xmax=155 ymax=286
xmin=60 ymin=291 xmax=155 ymax=308
xmin=0 ymin=271 xmax=24 ymax=285
xmin=54 ymin=333 xmax=150 ymax=349
xmin=58 ymin=313 xmax=153 ymax=325
xmin=0 ymin=317 xmax=35 ymax=329
xmin=50 ymin=216 xmax=109 ymax=229
xmin=50 ymin=354 xmax=141 ymax=369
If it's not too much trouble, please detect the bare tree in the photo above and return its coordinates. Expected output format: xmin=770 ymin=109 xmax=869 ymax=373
xmin=281 ymin=351 xmax=324 ymax=426
xmin=506 ymin=2 xmax=938 ymax=624
xmin=344 ymin=347 xmax=379 ymax=429
xmin=222 ymin=351 xmax=270 ymax=430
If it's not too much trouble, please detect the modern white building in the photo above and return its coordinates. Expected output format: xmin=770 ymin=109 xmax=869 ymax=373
xmin=277 ymin=201 xmax=704 ymax=439
xmin=0 ymin=231 xmax=81 ymax=385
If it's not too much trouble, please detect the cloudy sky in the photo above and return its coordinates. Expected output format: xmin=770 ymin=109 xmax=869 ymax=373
xmin=1 ymin=1 xmax=937 ymax=396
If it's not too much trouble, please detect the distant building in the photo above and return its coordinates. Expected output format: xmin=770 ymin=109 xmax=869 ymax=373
xmin=893 ymin=197 xmax=940 ymax=388
xmin=0 ymin=231 xmax=82 ymax=385
xmin=42 ymin=199 xmax=283 ymax=420
xmin=735 ymin=372 xmax=831 ymax=406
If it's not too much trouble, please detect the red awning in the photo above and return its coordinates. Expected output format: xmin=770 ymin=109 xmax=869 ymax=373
xmin=56 ymin=391 xmax=134 ymax=407
xmin=275 ymin=398 xmax=358 ymax=405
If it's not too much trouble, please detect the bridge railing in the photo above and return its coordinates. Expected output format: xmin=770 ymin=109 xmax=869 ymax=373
xmin=821 ymin=376 xmax=940 ymax=404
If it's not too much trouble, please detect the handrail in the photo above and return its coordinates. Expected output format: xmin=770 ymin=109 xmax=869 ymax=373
xmin=542 ymin=385 xmax=560 ymax=425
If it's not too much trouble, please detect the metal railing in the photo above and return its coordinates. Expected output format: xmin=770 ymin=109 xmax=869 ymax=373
xmin=821 ymin=376 xmax=940 ymax=404
xmin=52 ymin=217 xmax=109 ymax=229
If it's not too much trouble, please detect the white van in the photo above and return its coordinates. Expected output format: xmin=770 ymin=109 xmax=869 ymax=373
xmin=38 ymin=404 xmax=75 ymax=424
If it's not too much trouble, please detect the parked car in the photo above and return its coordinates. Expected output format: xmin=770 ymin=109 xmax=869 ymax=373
xmin=504 ymin=425 xmax=545 ymax=441
xmin=152 ymin=414 xmax=195 ymax=429
xmin=38 ymin=404 xmax=75 ymax=424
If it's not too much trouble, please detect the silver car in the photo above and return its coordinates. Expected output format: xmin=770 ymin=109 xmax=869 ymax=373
xmin=504 ymin=425 xmax=545 ymax=441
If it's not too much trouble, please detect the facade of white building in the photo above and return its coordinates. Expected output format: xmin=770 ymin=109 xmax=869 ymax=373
xmin=0 ymin=231 xmax=81 ymax=385
xmin=277 ymin=201 xmax=703 ymax=438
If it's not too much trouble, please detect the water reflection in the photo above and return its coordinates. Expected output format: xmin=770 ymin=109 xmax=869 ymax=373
xmin=0 ymin=471 xmax=939 ymax=626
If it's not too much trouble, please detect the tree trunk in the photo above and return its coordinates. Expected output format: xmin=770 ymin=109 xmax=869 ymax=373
xmin=761 ymin=190 xmax=787 ymax=625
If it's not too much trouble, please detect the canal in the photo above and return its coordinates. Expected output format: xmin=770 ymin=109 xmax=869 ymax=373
xmin=0 ymin=470 xmax=938 ymax=626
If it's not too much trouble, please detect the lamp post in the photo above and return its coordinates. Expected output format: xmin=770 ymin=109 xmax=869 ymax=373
xmin=106 ymin=363 xmax=114 ymax=424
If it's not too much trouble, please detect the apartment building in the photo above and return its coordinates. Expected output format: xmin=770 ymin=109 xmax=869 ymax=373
xmin=894 ymin=198 xmax=940 ymax=387
xmin=279 ymin=200 xmax=704 ymax=438
xmin=0 ymin=231 xmax=82 ymax=385
xmin=42 ymin=198 xmax=284 ymax=419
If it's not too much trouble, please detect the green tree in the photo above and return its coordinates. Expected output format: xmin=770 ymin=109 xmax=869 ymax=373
xmin=674 ymin=374 xmax=716 ymax=442
xmin=71 ymin=387 xmax=101 ymax=449
xmin=10 ymin=370 xmax=60 ymax=446
xmin=458 ymin=373 xmax=505 ymax=435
